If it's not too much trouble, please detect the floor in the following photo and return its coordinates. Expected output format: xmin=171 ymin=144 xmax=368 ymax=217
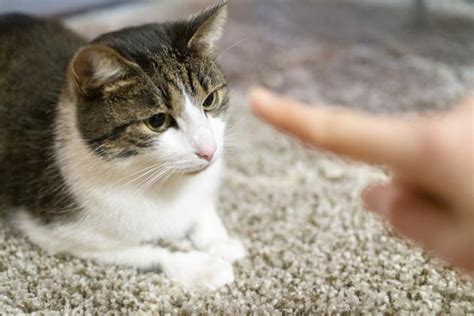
xmin=1 ymin=0 xmax=474 ymax=313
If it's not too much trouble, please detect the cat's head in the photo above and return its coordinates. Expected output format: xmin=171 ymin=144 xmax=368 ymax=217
xmin=66 ymin=2 xmax=229 ymax=175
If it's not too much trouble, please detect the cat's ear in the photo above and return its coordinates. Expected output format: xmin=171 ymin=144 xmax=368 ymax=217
xmin=69 ymin=45 xmax=135 ymax=95
xmin=187 ymin=1 xmax=228 ymax=52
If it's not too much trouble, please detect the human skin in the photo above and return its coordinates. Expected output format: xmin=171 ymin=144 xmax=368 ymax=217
xmin=249 ymin=87 xmax=474 ymax=271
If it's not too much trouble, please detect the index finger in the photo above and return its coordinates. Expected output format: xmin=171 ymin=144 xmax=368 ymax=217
xmin=249 ymin=88 xmax=422 ymax=171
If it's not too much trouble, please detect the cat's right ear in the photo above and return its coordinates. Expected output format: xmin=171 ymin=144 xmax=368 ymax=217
xmin=68 ymin=45 xmax=135 ymax=95
xmin=186 ymin=1 xmax=228 ymax=53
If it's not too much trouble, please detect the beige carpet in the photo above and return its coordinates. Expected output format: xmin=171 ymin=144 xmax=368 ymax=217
xmin=1 ymin=0 xmax=474 ymax=313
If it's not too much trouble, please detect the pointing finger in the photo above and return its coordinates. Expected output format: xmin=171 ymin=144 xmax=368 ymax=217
xmin=249 ymin=87 xmax=423 ymax=172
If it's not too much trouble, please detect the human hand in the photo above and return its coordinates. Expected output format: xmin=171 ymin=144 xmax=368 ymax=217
xmin=249 ymin=88 xmax=474 ymax=271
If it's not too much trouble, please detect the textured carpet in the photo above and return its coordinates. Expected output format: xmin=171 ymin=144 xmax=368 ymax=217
xmin=1 ymin=0 xmax=474 ymax=313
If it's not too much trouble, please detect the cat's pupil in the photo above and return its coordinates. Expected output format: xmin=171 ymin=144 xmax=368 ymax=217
xmin=203 ymin=93 xmax=214 ymax=108
xmin=149 ymin=113 xmax=166 ymax=128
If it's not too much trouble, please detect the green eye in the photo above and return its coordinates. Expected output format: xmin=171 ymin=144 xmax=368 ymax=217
xmin=146 ymin=113 xmax=170 ymax=132
xmin=202 ymin=91 xmax=219 ymax=111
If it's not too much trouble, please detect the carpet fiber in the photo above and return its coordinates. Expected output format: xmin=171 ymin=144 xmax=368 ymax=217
xmin=1 ymin=0 xmax=474 ymax=313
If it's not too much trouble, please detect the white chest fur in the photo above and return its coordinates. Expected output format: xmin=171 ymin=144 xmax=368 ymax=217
xmin=77 ymin=161 xmax=222 ymax=243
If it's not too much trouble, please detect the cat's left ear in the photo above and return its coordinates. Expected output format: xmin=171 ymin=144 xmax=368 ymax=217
xmin=68 ymin=45 xmax=138 ymax=96
xmin=187 ymin=1 xmax=228 ymax=53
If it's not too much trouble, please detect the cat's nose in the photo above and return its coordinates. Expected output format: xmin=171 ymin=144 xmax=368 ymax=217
xmin=195 ymin=147 xmax=216 ymax=161
xmin=192 ymin=127 xmax=217 ymax=162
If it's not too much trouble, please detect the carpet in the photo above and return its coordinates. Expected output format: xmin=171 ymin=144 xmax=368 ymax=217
xmin=1 ymin=0 xmax=474 ymax=313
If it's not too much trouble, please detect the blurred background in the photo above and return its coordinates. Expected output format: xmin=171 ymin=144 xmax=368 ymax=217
xmin=1 ymin=0 xmax=473 ymax=114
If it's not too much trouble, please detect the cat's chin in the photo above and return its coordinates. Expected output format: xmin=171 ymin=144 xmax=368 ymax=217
xmin=184 ymin=165 xmax=210 ymax=176
xmin=181 ymin=161 xmax=214 ymax=176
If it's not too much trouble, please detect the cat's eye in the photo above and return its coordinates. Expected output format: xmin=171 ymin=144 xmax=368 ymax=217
xmin=145 ymin=113 xmax=170 ymax=132
xmin=202 ymin=91 xmax=219 ymax=111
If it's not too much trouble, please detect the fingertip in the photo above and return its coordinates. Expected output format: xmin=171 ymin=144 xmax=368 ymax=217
xmin=248 ymin=87 xmax=278 ymax=114
xmin=249 ymin=86 xmax=275 ymax=101
xmin=248 ymin=86 xmax=270 ymax=99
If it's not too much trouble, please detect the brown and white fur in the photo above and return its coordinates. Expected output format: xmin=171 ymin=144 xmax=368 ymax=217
xmin=0 ymin=2 xmax=245 ymax=291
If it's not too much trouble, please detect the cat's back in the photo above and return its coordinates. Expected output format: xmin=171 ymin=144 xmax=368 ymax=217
xmin=0 ymin=14 xmax=85 ymax=209
xmin=0 ymin=13 xmax=85 ymax=108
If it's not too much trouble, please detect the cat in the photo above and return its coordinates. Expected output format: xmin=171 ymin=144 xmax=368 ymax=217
xmin=0 ymin=1 xmax=246 ymax=291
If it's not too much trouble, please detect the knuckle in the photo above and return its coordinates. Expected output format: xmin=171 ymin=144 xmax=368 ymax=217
xmin=386 ymin=189 xmax=410 ymax=223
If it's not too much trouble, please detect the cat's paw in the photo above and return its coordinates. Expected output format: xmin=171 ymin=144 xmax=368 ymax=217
xmin=163 ymin=251 xmax=234 ymax=291
xmin=207 ymin=238 xmax=246 ymax=263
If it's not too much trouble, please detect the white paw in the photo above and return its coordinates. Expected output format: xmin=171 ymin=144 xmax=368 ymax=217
xmin=207 ymin=238 xmax=246 ymax=263
xmin=163 ymin=251 xmax=234 ymax=291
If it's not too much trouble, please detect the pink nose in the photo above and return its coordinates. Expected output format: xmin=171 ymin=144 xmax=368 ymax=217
xmin=195 ymin=146 xmax=216 ymax=161
xmin=192 ymin=127 xmax=217 ymax=162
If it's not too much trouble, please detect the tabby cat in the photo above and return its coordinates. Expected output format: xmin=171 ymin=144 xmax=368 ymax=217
xmin=0 ymin=2 xmax=245 ymax=291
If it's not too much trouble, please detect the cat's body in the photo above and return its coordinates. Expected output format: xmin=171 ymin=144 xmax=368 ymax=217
xmin=0 ymin=3 xmax=245 ymax=291
xmin=0 ymin=14 xmax=84 ymax=222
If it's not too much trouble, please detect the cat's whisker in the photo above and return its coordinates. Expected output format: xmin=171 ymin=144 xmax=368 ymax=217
xmin=223 ymin=132 xmax=241 ymax=150
xmin=215 ymin=37 xmax=249 ymax=62
xmin=108 ymin=152 xmax=181 ymax=189
xmin=157 ymin=169 xmax=175 ymax=188
xmin=133 ymin=167 xmax=166 ymax=191
xmin=110 ymin=161 xmax=166 ymax=187
xmin=225 ymin=116 xmax=245 ymax=135
xmin=224 ymin=131 xmax=240 ymax=141
xmin=222 ymin=146 xmax=238 ymax=155
xmin=131 ymin=162 xmax=171 ymax=188
xmin=146 ymin=168 xmax=173 ymax=190
xmin=110 ymin=167 xmax=167 ymax=195
xmin=133 ymin=165 xmax=173 ymax=194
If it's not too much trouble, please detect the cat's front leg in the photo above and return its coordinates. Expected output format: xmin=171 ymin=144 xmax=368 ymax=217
xmin=190 ymin=205 xmax=246 ymax=263
xmin=78 ymin=246 xmax=234 ymax=291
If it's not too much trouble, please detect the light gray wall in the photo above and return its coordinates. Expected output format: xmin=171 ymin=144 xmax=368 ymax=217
xmin=0 ymin=0 xmax=127 ymax=15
